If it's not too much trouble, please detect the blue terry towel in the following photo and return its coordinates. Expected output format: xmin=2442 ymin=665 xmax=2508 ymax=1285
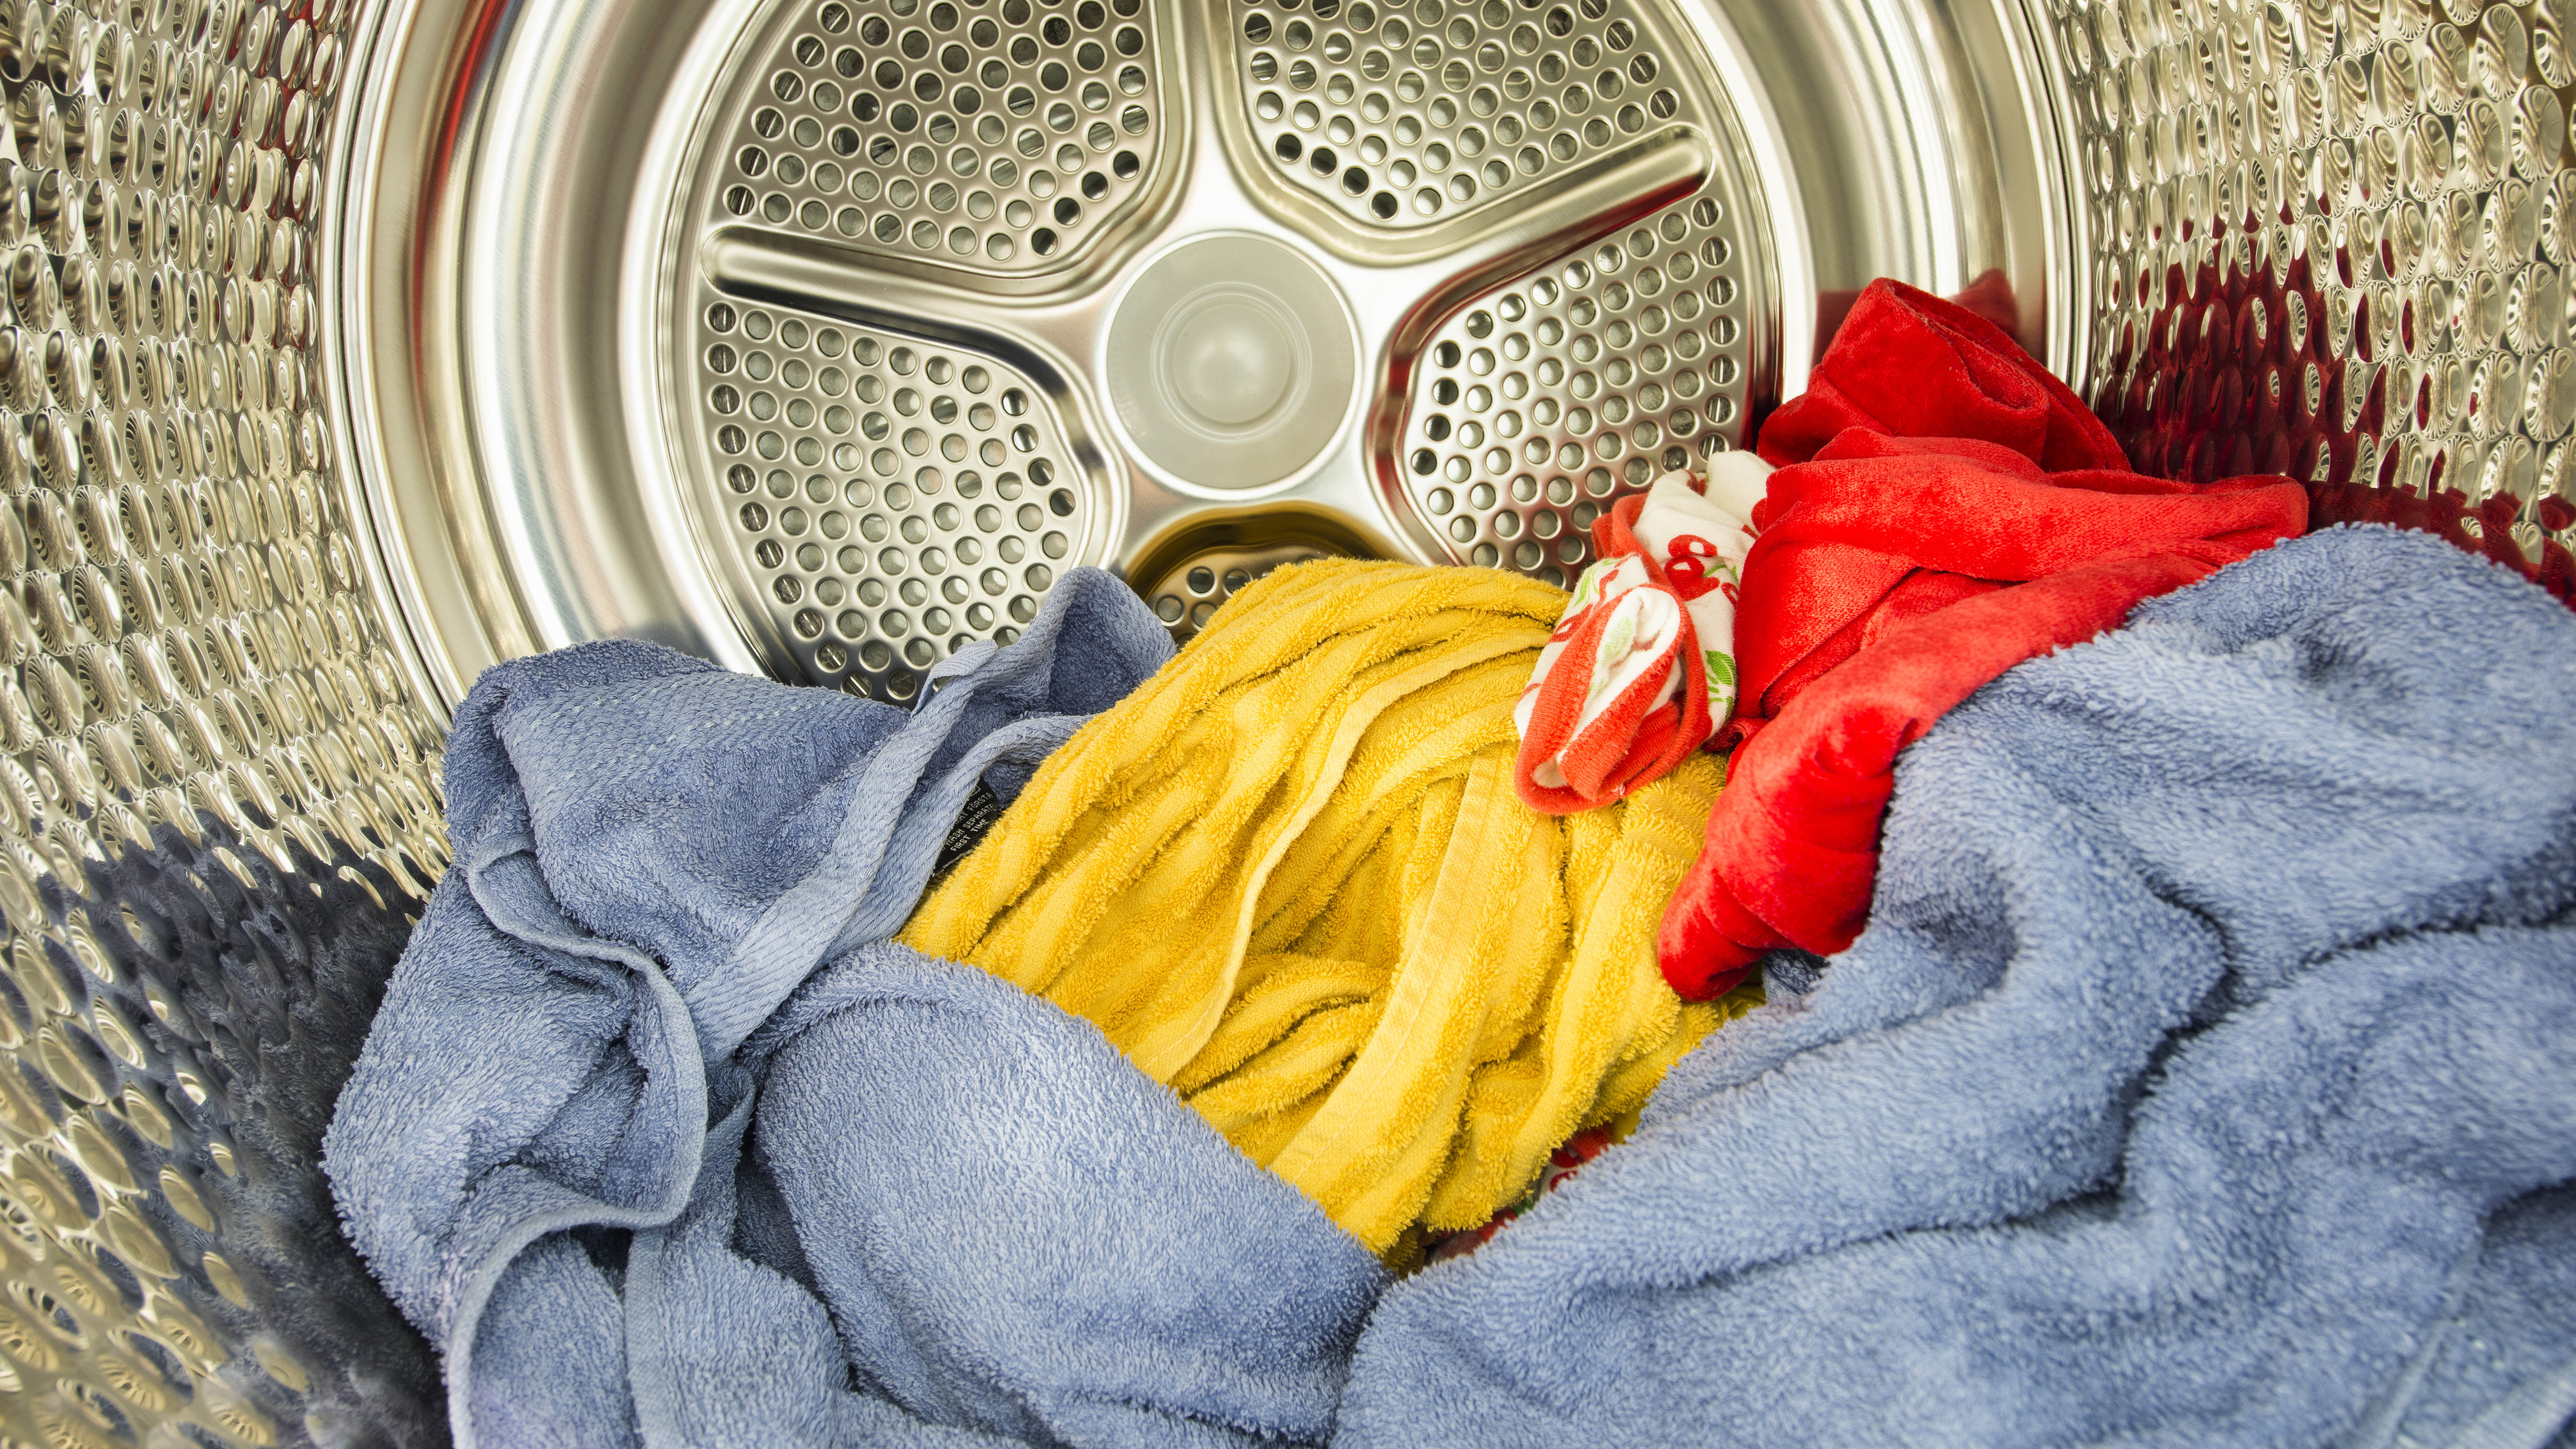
xmin=1334 ymin=525 xmax=2576 ymax=1448
xmin=324 ymin=569 xmax=1385 ymax=1447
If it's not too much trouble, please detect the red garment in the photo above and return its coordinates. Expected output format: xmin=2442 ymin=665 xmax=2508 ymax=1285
xmin=1658 ymin=281 xmax=2310 ymax=1000
xmin=1756 ymin=277 xmax=2126 ymax=475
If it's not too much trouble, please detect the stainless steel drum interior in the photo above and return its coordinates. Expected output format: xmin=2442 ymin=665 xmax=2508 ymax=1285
xmin=3 ymin=0 xmax=2573 ymax=1441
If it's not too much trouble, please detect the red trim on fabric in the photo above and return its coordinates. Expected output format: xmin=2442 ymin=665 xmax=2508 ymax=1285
xmin=1514 ymin=592 xmax=1628 ymax=814
xmin=1516 ymin=489 xmax=1719 ymax=813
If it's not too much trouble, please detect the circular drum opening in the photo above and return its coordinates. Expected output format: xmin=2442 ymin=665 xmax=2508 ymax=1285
xmin=341 ymin=0 xmax=2094 ymax=697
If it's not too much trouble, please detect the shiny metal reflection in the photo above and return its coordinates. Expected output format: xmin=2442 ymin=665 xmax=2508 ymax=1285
xmin=338 ymin=0 xmax=2089 ymax=714
xmin=2059 ymin=0 xmax=2576 ymax=587
xmin=30 ymin=0 xmax=2509 ymax=1440
xmin=0 ymin=0 xmax=454 ymax=1442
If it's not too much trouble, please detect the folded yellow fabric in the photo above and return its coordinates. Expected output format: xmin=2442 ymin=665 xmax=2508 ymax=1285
xmin=901 ymin=559 xmax=1756 ymax=1255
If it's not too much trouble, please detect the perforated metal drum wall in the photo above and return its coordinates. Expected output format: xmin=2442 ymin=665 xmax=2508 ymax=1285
xmin=674 ymin=0 xmax=1774 ymax=696
xmin=2065 ymin=0 xmax=2576 ymax=587
xmin=0 ymin=0 xmax=453 ymax=1444
xmin=1397 ymin=192 xmax=1754 ymax=584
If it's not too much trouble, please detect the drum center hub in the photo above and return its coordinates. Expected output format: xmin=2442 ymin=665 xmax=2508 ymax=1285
xmin=1107 ymin=234 xmax=1358 ymax=490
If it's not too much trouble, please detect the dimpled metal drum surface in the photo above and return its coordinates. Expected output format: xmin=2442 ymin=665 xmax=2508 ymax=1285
xmin=1400 ymin=193 xmax=1754 ymax=581
xmin=2066 ymin=0 xmax=2576 ymax=577
xmin=2 ymin=0 xmax=2564 ymax=1442
xmin=0 ymin=0 xmax=456 ymax=1444
xmin=714 ymin=0 xmax=1167 ymax=271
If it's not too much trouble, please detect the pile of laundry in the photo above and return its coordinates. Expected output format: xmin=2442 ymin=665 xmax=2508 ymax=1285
xmin=324 ymin=282 xmax=2576 ymax=1448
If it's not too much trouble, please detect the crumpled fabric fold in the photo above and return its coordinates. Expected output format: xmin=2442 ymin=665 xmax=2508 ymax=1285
xmin=1757 ymin=274 xmax=2123 ymax=472
xmin=1658 ymin=278 xmax=2309 ymax=997
xmin=1336 ymin=525 xmax=2576 ymax=1449
xmin=903 ymin=560 xmax=1756 ymax=1258
xmin=325 ymin=569 xmax=1386 ymax=1448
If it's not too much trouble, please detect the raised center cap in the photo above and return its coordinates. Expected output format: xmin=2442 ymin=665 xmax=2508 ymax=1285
xmin=1169 ymin=300 xmax=1295 ymax=426
xmin=1105 ymin=233 xmax=1358 ymax=490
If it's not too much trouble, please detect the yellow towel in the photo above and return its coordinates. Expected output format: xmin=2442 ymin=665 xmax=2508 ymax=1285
xmin=901 ymin=560 xmax=1758 ymax=1254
